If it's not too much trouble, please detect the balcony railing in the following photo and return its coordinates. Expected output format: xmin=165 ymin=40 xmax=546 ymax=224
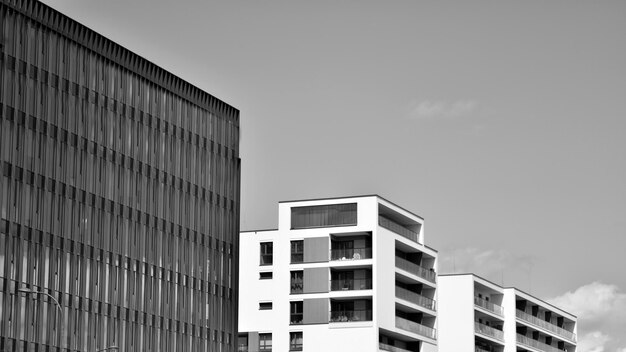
xmin=516 ymin=310 xmax=577 ymax=342
xmin=474 ymin=322 xmax=504 ymax=341
xmin=331 ymin=278 xmax=372 ymax=291
xmin=330 ymin=309 xmax=372 ymax=322
xmin=474 ymin=297 xmax=504 ymax=316
xmin=330 ymin=247 xmax=372 ymax=261
xmin=396 ymin=286 xmax=436 ymax=311
xmin=379 ymin=342 xmax=413 ymax=352
xmin=395 ymin=316 xmax=436 ymax=339
xmin=379 ymin=216 xmax=419 ymax=243
xmin=395 ymin=257 xmax=436 ymax=283
xmin=475 ymin=347 xmax=491 ymax=352
xmin=517 ymin=334 xmax=567 ymax=352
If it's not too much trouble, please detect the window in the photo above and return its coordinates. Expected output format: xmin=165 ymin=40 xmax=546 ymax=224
xmin=289 ymin=332 xmax=303 ymax=351
xmin=290 ymin=271 xmax=303 ymax=294
xmin=259 ymin=272 xmax=273 ymax=280
xmin=291 ymin=240 xmax=303 ymax=263
xmin=260 ymin=242 xmax=273 ymax=266
xmin=259 ymin=333 xmax=272 ymax=352
xmin=259 ymin=302 xmax=273 ymax=310
xmin=290 ymin=301 xmax=303 ymax=325
xmin=291 ymin=203 xmax=357 ymax=229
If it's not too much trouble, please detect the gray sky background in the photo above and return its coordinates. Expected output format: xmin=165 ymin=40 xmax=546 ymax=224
xmin=41 ymin=1 xmax=626 ymax=350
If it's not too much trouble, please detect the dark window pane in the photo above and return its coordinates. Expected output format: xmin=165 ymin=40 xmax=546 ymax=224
xmin=290 ymin=203 xmax=357 ymax=229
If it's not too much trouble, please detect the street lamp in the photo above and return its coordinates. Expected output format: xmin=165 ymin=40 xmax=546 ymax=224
xmin=17 ymin=287 xmax=64 ymax=347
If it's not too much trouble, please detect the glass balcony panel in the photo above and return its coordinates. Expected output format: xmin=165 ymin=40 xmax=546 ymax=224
xmin=474 ymin=296 xmax=504 ymax=316
xmin=379 ymin=342 xmax=414 ymax=352
xmin=329 ymin=309 xmax=372 ymax=322
xmin=395 ymin=286 xmax=436 ymax=311
xmin=330 ymin=278 xmax=372 ymax=291
xmin=474 ymin=322 xmax=504 ymax=341
xmin=395 ymin=257 xmax=436 ymax=283
xmin=395 ymin=316 xmax=436 ymax=339
xmin=330 ymin=247 xmax=372 ymax=261
xmin=516 ymin=310 xmax=576 ymax=342
xmin=517 ymin=334 xmax=568 ymax=352
xmin=379 ymin=216 xmax=419 ymax=243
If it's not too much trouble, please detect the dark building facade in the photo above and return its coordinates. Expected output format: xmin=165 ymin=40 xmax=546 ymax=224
xmin=0 ymin=1 xmax=240 ymax=351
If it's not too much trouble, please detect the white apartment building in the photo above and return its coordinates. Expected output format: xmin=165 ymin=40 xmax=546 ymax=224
xmin=438 ymin=274 xmax=577 ymax=352
xmin=238 ymin=195 xmax=438 ymax=352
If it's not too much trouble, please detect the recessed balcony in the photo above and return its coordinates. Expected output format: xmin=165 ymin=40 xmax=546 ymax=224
xmin=395 ymin=257 xmax=436 ymax=283
xmin=330 ymin=309 xmax=372 ymax=322
xmin=331 ymin=278 xmax=372 ymax=291
xmin=516 ymin=310 xmax=576 ymax=342
xmin=475 ymin=296 xmax=504 ymax=317
xmin=395 ymin=316 xmax=437 ymax=340
xmin=330 ymin=247 xmax=372 ymax=261
xmin=379 ymin=342 xmax=414 ymax=352
xmin=396 ymin=286 xmax=436 ymax=311
xmin=379 ymin=215 xmax=420 ymax=243
xmin=475 ymin=322 xmax=504 ymax=342
xmin=517 ymin=334 xmax=568 ymax=352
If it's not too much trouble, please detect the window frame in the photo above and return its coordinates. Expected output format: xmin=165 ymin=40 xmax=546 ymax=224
xmin=260 ymin=242 xmax=273 ymax=266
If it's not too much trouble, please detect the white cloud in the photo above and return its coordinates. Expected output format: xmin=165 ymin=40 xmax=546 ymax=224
xmin=408 ymin=99 xmax=479 ymax=119
xmin=549 ymin=283 xmax=626 ymax=352
xmin=577 ymin=331 xmax=610 ymax=352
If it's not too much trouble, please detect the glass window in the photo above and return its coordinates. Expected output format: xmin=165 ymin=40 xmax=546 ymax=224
xmin=290 ymin=271 xmax=303 ymax=294
xmin=259 ymin=272 xmax=273 ymax=280
xmin=290 ymin=240 xmax=303 ymax=263
xmin=291 ymin=203 xmax=357 ymax=229
xmin=289 ymin=332 xmax=303 ymax=351
xmin=290 ymin=302 xmax=303 ymax=325
xmin=259 ymin=333 xmax=272 ymax=352
xmin=260 ymin=242 xmax=272 ymax=266
xmin=259 ymin=302 xmax=272 ymax=310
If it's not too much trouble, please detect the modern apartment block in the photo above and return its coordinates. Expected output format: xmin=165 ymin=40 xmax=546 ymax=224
xmin=238 ymin=195 xmax=438 ymax=352
xmin=438 ymin=274 xmax=577 ymax=352
xmin=0 ymin=0 xmax=240 ymax=351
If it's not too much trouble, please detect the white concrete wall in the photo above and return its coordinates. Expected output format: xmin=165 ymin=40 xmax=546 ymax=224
xmin=438 ymin=275 xmax=475 ymax=352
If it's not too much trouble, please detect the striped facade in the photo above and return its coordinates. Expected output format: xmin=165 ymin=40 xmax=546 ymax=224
xmin=0 ymin=0 xmax=240 ymax=351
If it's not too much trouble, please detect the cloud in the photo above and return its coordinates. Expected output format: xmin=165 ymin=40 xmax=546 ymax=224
xmin=549 ymin=282 xmax=626 ymax=352
xmin=408 ymin=99 xmax=479 ymax=119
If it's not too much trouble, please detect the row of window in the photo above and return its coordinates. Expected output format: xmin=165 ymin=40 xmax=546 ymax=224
xmin=259 ymin=240 xmax=304 ymax=266
xmin=239 ymin=332 xmax=302 ymax=352
xmin=260 ymin=237 xmax=372 ymax=266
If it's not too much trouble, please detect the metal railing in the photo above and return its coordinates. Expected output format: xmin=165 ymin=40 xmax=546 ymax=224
xmin=395 ymin=317 xmax=437 ymax=339
xmin=517 ymin=334 xmax=566 ymax=352
xmin=395 ymin=257 xmax=436 ymax=283
xmin=330 ymin=247 xmax=372 ymax=261
xmin=396 ymin=286 xmax=436 ymax=311
xmin=474 ymin=322 xmax=504 ymax=341
xmin=379 ymin=216 xmax=420 ymax=243
xmin=516 ymin=310 xmax=577 ymax=342
xmin=330 ymin=278 xmax=372 ymax=291
xmin=474 ymin=296 xmax=504 ymax=316
xmin=330 ymin=309 xmax=372 ymax=322
xmin=379 ymin=342 xmax=414 ymax=352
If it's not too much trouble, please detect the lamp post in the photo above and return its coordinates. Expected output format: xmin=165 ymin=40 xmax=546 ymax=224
xmin=17 ymin=287 xmax=64 ymax=347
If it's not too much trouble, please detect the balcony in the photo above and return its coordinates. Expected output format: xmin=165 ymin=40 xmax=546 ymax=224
xmin=396 ymin=286 xmax=436 ymax=311
xmin=331 ymin=278 xmax=372 ymax=291
xmin=330 ymin=309 xmax=372 ymax=322
xmin=395 ymin=257 xmax=436 ymax=283
xmin=475 ymin=297 xmax=504 ymax=316
xmin=517 ymin=334 xmax=567 ymax=352
xmin=330 ymin=247 xmax=372 ymax=261
xmin=395 ymin=316 xmax=436 ymax=339
xmin=379 ymin=342 xmax=413 ymax=352
xmin=379 ymin=216 xmax=419 ymax=243
xmin=516 ymin=310 xmax=576 ymax=342
xmin=475 ymin=322 xmax=504 ymax=341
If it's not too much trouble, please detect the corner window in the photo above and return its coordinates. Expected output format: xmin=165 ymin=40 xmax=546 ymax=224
xmin=289 ymin=332 xmax=303 ymax=351
xmin=260 ymin=242 xmax=273 ymax=266
xmin=291 ymin=240 xmax=303 ymax=263
xmin=259 ymin=333 xmax=272 ymax=351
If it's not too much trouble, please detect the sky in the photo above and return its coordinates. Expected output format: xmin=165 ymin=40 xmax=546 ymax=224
xmin=41 ymin=1 xmax=626 ymax=350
